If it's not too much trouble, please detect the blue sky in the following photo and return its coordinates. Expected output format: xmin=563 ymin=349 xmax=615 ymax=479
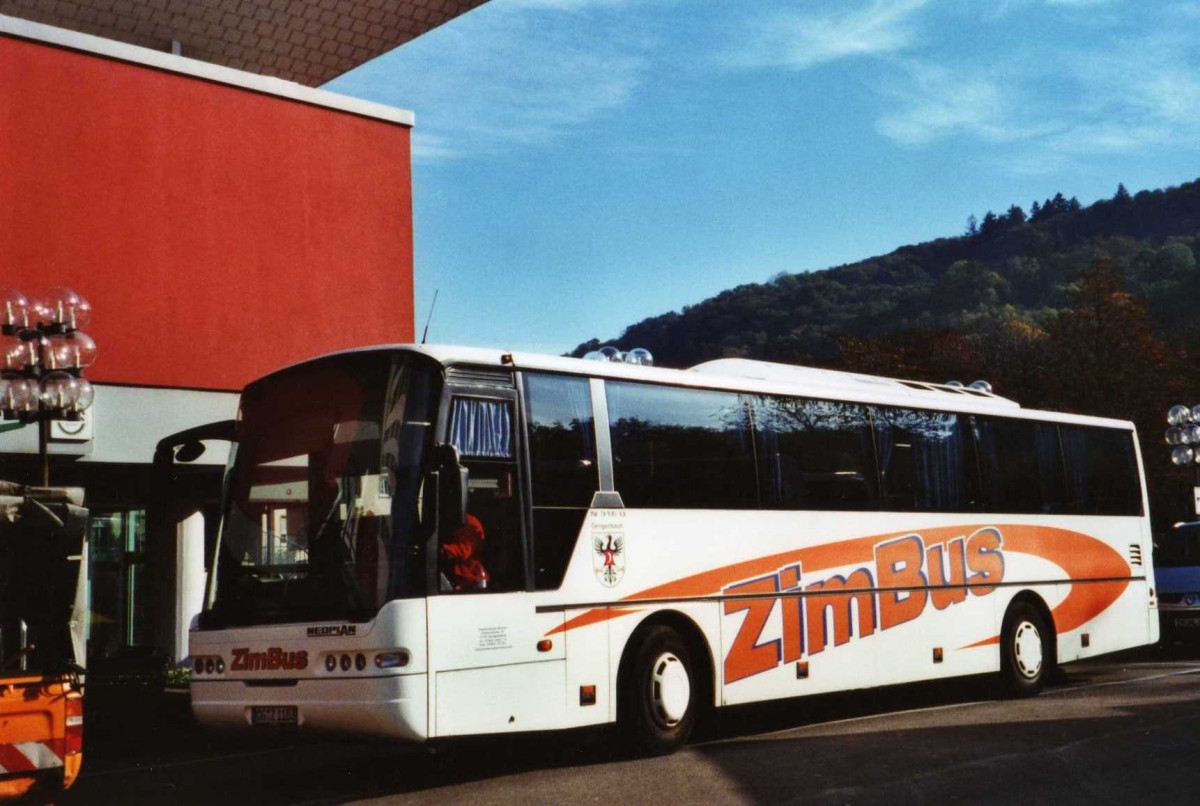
xmin=326 ymin=0 xmax=1200 ymax=356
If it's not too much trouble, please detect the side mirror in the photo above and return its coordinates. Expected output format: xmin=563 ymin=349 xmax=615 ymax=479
xmin=174 ymin=441 xmax=207 ymax=463
xmin=153 ymin=420 xmax=235 ymax=473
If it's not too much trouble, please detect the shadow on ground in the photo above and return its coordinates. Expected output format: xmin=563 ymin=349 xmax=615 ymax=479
xmin=60 ymin=643 xmax=1200 ymax=804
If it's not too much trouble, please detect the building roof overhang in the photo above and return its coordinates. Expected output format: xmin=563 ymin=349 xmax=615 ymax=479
xmin=0 ymin=0 xmax=488 ymax=86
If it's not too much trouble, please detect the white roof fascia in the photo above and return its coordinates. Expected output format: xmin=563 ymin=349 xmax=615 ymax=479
xmin=0 ymin=13 xmax=413 ymax=127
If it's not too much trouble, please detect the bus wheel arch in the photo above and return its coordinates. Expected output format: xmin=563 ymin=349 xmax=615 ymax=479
xmin=616 ymin=612 xmax=714 ymax=755
xmin=1000 ymin=593 xmax=1056 ymax=697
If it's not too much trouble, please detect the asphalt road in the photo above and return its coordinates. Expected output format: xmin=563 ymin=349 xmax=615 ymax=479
xmin=62 ymin=646 xmax=1200 ymax=805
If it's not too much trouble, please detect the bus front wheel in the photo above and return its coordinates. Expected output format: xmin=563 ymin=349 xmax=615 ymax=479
xmin=620 ymin=625 xmax=697 ymax=755
xmin=1000 ymin=601 xmax=1053 ymax=697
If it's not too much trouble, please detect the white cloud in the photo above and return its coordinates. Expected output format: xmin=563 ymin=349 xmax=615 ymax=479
xmin=335 ymin=0 xmax=1200 ymax=173
xmin=1042 ymin=31 xmax=1200 ymax=155
xmin=989 ymin=0 xmax=1113 ymax=14
xmin=504 ymin=0 xmax=637 ymax=8
xmin=876 ymin=63 xmax=1043 ymax=145
xmin=1142 ymin=70 xmax=1200 ymax=128
xmin=410 ymin=133 xmax=461 ymax=161
xmin=722 ymin=0 xmax=931 ymax=70
xmin=873 ymin=8 xmax=1200 ymax=171
xmin=328 ymin=2 xmax=652 ymax=161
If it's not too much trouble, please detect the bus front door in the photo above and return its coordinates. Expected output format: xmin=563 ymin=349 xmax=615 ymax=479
xmin=426 ymin=452 xmax=566 ymax=737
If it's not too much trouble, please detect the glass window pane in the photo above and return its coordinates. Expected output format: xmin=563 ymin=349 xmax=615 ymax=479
xmin=449 ymin=397 xmax=513 ymax=459
xmin=754 ymin=397 xmax=878 ymax=510
xmin=445 ymin=465 xmax=523 ymax=593
xmin=1060 ymin=426 xmax=1142 ymax=515
xmin=523 ymin=373 xmax=596 ymax=591
xmin=608 ymin=382 xmax=758 ymax=509
xmin=873 ymin=408 xmax=975 ymax=511
xmin=975 ymin=418 xmax=1067 ymax=514
xmin=523 ymin=374 xmax=597 ymax=507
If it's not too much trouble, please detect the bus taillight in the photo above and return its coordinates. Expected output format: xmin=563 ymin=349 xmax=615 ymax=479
xmin=374 ymin=651 xmax=410 ymax=669
xmin=65 ymin=690 xmax=84 ymax=755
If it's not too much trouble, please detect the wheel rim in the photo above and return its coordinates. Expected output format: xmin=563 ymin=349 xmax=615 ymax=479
xmin=1013 ymin=620 xmax=1043 ymax=679
xmin=650 ymin=651 xmax=690 ymax=727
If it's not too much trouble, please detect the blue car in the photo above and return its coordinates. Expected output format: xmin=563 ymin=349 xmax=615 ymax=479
xmin=1156 ymin=522 xmax=1200 ymax=644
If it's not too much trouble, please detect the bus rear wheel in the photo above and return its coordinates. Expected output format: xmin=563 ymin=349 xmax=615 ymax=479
xmin=621 ymin=625 xmax=697 ymax=755
xmin=1001 ymin=601 xmax=1053 ymax=697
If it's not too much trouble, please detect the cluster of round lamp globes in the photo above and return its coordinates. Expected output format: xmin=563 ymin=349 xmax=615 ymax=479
xmin=1 ymin=288 xmax=97 ymax=421
xmin=1165 ymin=405 xmax=1200 ymax=466
xmin=582 ymin=346 xmax=654 ymax=366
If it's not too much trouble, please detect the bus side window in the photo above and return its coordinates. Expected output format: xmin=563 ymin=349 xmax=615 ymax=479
xmin=445 ymin=397 xmax=522 ymax=593
xmin=974 ymin=417 xmax=1067 ymax=514
xmin=1058 ymin=426 xmax=1142 ymax=516
xmin=523 ymin=373 xmax=597 ymax=590
xmin=607 ymin=382 xmax=758 ymax=509
xmin=754 ymin=396 xmax=877 ymax=510
xmin=872 ymin=407 xmax=976 ymax=512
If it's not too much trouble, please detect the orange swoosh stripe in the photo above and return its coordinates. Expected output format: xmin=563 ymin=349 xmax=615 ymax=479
xmin=549 ymin=525 xmax=1132 ymax=647
xmin=956 ymin=525 xmax=1129 ymax=650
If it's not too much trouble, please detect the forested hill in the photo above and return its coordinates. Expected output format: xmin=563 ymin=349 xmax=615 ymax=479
xmin=571 ymin=178 xmax=1200 ymax=369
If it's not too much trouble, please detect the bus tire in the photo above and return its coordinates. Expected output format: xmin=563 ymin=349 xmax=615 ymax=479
xmin=620 ymin=625 xmax=697 ymax=755
xmin=1000 ymin=601 xmax=1052 ymax=697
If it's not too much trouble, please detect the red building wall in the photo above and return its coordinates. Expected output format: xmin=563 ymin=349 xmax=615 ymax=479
xmin=0 ymin=34 xmax=414 ymax=391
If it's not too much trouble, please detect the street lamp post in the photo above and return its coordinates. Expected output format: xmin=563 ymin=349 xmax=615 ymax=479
xmin=1 ymin=288 xmax=97 ymax=486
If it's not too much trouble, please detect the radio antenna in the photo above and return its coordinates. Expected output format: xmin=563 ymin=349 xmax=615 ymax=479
xmin=420 ymin=290 xmax=439 ymax=344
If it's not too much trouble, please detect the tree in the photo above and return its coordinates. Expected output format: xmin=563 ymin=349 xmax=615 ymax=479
xmin=1114 ymin=183 xmax=1132 ymax=204
xmin=1042 ymin=257 xmax=1186 ymax=426
xmin=1006 ymin=204 xmax=1027 ymax=225
xmin=980 ymin=211 xmax=999 ymax=236
xmin=834 ymin=328 xmax=979 ymax=384
xmin=1149 ymin=242 xmax=1197 ymax=282
xmin=966 ymin=214 xmax=979 ymax=236
xmin=932 ymin=260 xmax=1007 ymax=314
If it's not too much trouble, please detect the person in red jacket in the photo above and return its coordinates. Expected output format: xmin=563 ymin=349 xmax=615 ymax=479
xmin=439 ymin=513 xmax=489 ymax=591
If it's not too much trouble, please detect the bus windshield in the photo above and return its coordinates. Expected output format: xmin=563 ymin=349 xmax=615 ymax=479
xmin=204 ymin=352 xmax=441 ymax=628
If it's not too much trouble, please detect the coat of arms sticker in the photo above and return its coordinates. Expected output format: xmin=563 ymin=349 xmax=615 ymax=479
xmin=589 ymin=509 xmax=626 ymax=587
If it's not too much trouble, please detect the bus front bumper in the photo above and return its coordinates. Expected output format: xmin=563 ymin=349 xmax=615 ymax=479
xmin=190 ymin=673 xmax=428 ymax=742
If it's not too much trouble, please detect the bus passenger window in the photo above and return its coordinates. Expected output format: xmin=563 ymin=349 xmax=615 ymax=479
xmin=523 ymin=373 xmax=597 ymax=590
xmin=974 ymin=418 xmax=1066 ymax=514
xmin=753 ymin=396 xmax=878 ymax=510
xmin=1058 ymin=426 xmax=1142 ymax=516
xmin=872 ymin=407 xmax=975 ymax=512
xmin=607 ymin=382 xmax=758 ymax=509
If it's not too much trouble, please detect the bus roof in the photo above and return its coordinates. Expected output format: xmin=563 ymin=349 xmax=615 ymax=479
xmin=267 ymin=343 xmax=1136 ymax=431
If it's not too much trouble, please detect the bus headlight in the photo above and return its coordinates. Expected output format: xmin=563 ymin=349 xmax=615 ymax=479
xmin=192 ymin=655 xmax=225 ymax=675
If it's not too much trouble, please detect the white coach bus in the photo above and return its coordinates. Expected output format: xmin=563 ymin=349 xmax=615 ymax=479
xmin=187 ymin=344 xmax=1158 ymax=754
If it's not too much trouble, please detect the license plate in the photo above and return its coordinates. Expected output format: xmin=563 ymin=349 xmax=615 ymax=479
xmin=251 ymin=706 xmax=298 ymax=726
xmin=1174 ymin=616 xmax=1200 ymax=628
